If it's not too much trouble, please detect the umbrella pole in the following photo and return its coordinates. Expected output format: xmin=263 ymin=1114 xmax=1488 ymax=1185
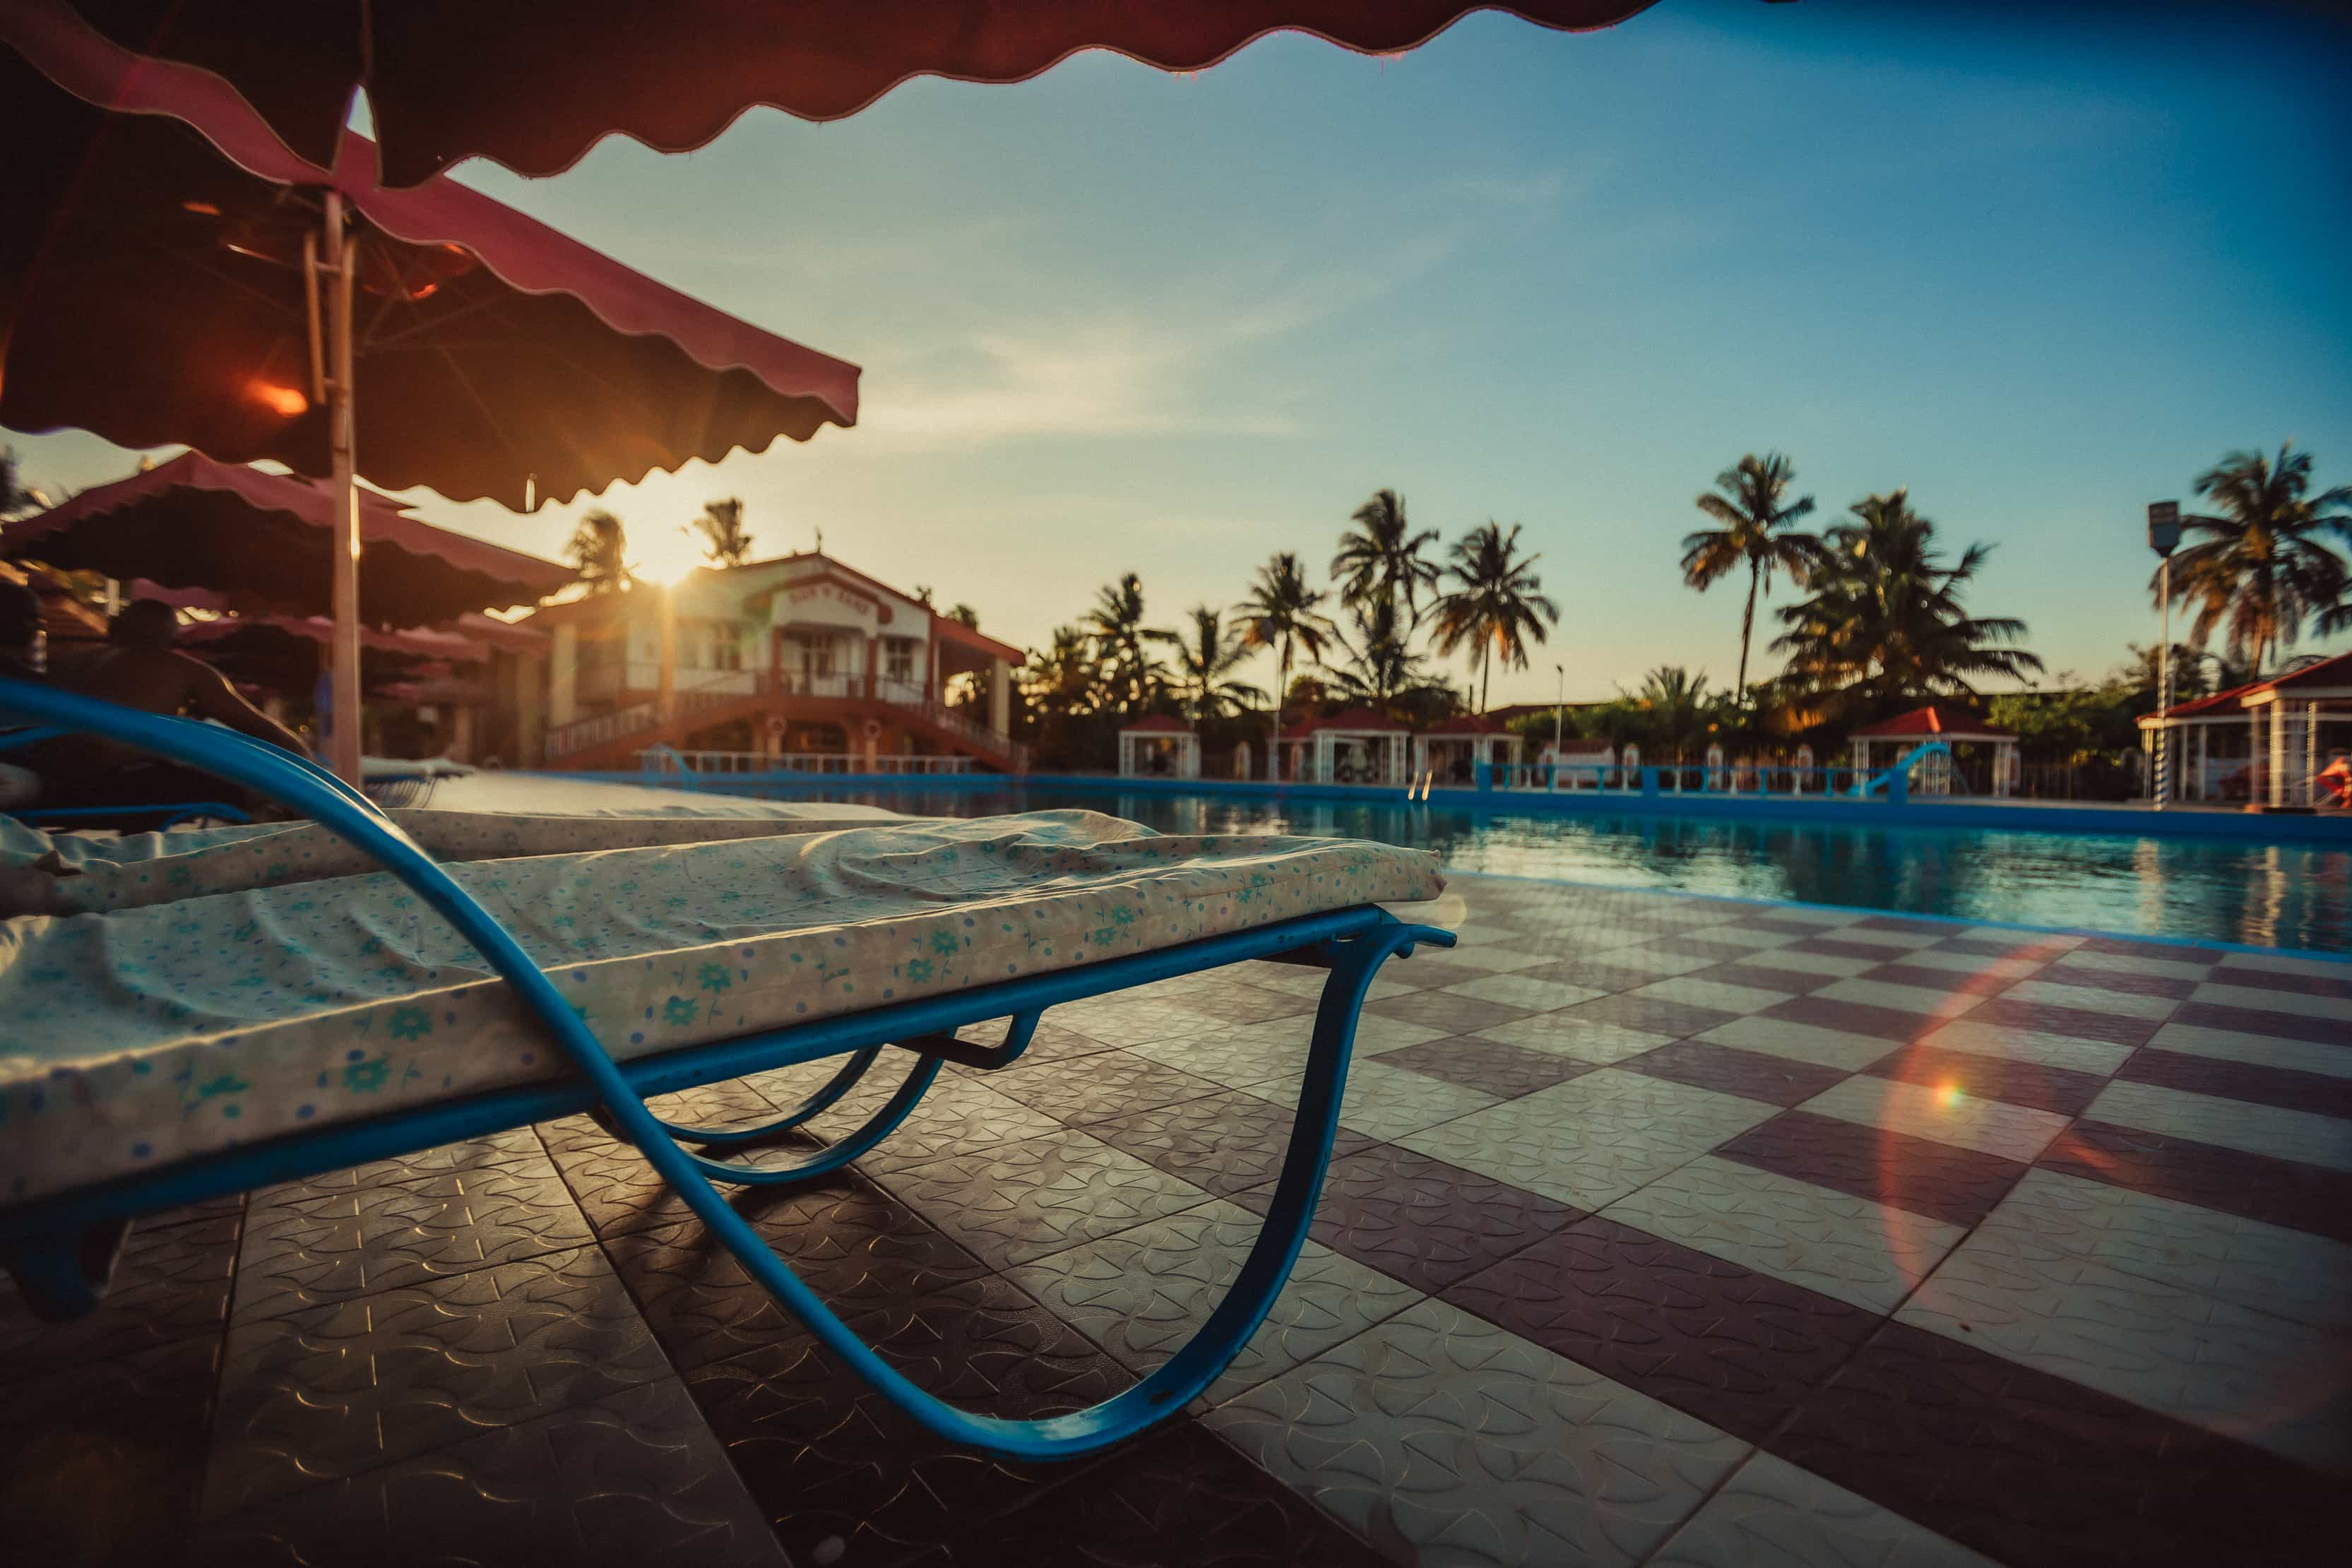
xmin=323 ymin=193 xmax=363 ymax=786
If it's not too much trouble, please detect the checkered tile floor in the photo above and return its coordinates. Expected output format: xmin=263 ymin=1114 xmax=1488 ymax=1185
xmin=6 ymin=874 xmax=2344 ymax=1567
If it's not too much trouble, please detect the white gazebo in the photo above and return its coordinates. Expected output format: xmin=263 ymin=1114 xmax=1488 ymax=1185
xmin=1415 ymin=714 xmax=1521 ymax=787
xmin=1848 ymin=703 xmax=2020 ymax=797
xmin=1117 ymin=714 xmax=1200 ymax=779
xmin=1278 ymin=706 xmax=1410 ymax=785
xmin=2161 ymin=651 xmax=2352 ymax=809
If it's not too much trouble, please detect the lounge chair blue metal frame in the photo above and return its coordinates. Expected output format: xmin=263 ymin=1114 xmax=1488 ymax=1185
xmin=0 ymin=676 xmax=1450 ymax=1461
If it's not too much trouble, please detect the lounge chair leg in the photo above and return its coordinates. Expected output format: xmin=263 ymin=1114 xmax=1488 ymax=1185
xmin=609 ymin=915 xmax=1451 ymax=1459
xmin=672 ymin=1052 xmax=942 ymax=1188
xmin=1 ymin=1216 xmax=131 ymax=1322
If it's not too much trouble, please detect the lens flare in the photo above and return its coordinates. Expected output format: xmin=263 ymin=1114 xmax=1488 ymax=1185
xmin=249 ymin=381 xmax=309 ymax=417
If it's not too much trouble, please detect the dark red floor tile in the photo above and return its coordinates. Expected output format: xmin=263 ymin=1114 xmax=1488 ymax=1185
xmin=1776 ymin=1319 xmax=2336 ymax=1568
xmin=1927 ymin=933 xmax=2074 ymax=961
xmin=1443 ymin=1217 xmax=1877 ymax=1444
xmin=1853 ymin=915 xmax=1952 ymax=937
xmin=1232 ymin=1141 xmax=1584 ymax=1296
xmin=1557 ymin=991 xmax=1742 ymax=1041
xmin=1638 ymin=935 xmax=1765 ymax=966
xmin=917 ymin=1420 xmax=1389 ymax=1567
xmin=2038 ymin=1120 xmax=2352 ymax=1242
xmin=1964 ymin=994 xmax=2162 ymax=1049
xmin=1376 ymin=1034 xmax=1593 ymax=1099
xmin=1363 ymin=957 xmax=1497 ymax=994
xmin=1866 ymin=1042 xmax=2108 ymax=1117
xmin=0 ymin=1210 xmax=240 ymax=1383
xmin=1620 ymin=1038 xmax=1851 ymax=1107
xmin=1759 ymin=994 xmax=1933 ymax=1044
xmin=1860 ymin=961 xmax=2029 ymax=1000
xmin=2209 ymin=966 xmax=2352 ymax=1004
xmin=1783 ymin=936 xmax=1919 ymax=963
xmin=687 ymin=1276 xmax=1132 ymax=1567
xmin=1086 ymin=1088 xmax=1378 ymax=1199
xmin=2036 ymin=963 xmax=2200 ymax=1001
xmin=2076 ymin=935 xmax=2229 ymax=964
xmin=2174 ymin=999 xmax=2352 ymax=1049
xmin=2116 ymin=1048 xmax=2352 ymax=1119
xmin=1718 ymin=1110 xmax=2026 ymax=1228
xmin=1514 ymin=956 xmax=1673 ymax=994
xmin=1694 ymin=960 xmax=1841 ymax=996
xmin=982 ymin=1048 xmax=1225 ymax=1127
xmin=1363 ymin=988 xmax=1533 ymax=1035
xmin=604 ymin=1173 xmax=994 ymax=1369
xmin=1745 ymin=914 xmax=1851 ymax=938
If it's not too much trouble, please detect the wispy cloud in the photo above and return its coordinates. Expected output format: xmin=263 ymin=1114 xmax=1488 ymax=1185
xmin=857 ymin=227 xmax=1467 ymax=449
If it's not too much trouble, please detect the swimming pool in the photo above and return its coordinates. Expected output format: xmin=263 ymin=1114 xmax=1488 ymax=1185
xmin=689 ymin=781 xmax=2351 ymax=954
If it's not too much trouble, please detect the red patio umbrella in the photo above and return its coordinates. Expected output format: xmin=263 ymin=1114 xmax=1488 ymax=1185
xmin=175 ymin=613 xmax=484 ymax=699
xmin=25 ymin=0 xmax=1668 ymax=186
xmin=4 ymin=453 xmax=572 ymax=624
xmin=3 ymin=11 xmax=862 ymax=780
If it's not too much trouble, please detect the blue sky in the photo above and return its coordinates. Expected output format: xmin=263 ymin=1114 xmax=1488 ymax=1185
xmin=13 ymin=0 xmax=2350 ymax=706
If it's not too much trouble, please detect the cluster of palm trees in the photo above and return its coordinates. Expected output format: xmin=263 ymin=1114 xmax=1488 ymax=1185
xmin=1019 ymin=490 xmax=1562 ymax=771
xmin=1675 ymin=443 xmax=2348 ymax=740
xmin=562 ymin=497 xmax=756 ymax=592
xmin=1677 ymin=453 xmax=2043 ymax=726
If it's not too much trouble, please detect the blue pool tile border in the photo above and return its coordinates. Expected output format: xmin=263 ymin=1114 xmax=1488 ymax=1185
xmin=551 ymin=770 xmax=2352 ymax=846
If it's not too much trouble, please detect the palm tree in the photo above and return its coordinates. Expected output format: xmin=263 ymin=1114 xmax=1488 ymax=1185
xmin=1083 ymin=572 xmax=1172 ymax=716
xmin=2161 ymin=444 xmax=2352 ymax=672
xmin=1680 ymin=452 xmax=1819 ymax=701
xmin=1237 ymin=552 xmax=1337 ymax=780
xmin=1168 ymin=605 xmax=1264 ymax=720
xmin=1327 ymin=597 xmax=1451 ymax=714
xmin=1332 ymin=487 xmax=1443 ymax=624
xmin=564 ymin=509 xmax=634 ymax=594
xmin=1 ymin=447 xmax=46 ymax=518
xmin=1023 ymin=624 xmax=1103 ymax=714
xmin=1428 ymin=521 xmax=1560 ymax=713
xmin=692 ymin=497 xmax=754 ymax=567
xmin=1626 ymin=666 xmax=1713 ymax=759
xmin=1771 ymin=490 xmax=2041 ymax=715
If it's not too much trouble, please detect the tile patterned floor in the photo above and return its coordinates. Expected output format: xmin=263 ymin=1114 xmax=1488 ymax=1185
xmin=4 ymin=874 xmax=2346 ymax=1567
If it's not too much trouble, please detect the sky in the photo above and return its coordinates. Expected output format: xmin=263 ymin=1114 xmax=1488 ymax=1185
xmin=11 ymin=0 xmax=2351 ymax=707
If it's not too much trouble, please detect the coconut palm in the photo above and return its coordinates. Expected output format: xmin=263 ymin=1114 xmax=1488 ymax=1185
xmin=1083 ymin=572 xmax=1172 ymax=716
xmin=1428 ymin=521 xmax=1560 ymax=713
xmin=1625 ymin=665 xmax=1716 ymax=759
xmin=1326 ymin=597 xmax=1451 ymax=715
xmin=1022 ymin=624 xmax=1102 ymax=715
xmin=1332 ymin=487 xmax=1443 ymax=624
xmin=1681 ymin=452 xmax=1819 ymax=701
xmin=1237 ymin=552 xmax=1337 ymax=780
xmin=692 ymin=497 xmax=754 ymax=567
xmin=564 ymin=509 xmax=634 ymax=594
xmin=2161 ymin=444 xmax=2352 ymax=672
xmin=1168 ymin=605 xmax=1264 ymax=720
xmin=1771 ymin=491 xmax=2041 ymax=715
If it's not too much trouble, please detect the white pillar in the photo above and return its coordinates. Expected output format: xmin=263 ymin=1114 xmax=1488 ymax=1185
xmin=549 ymin=626 xmax=578 ymax=727
xmin=2268 ymin=702 xmax=2286 ymax=807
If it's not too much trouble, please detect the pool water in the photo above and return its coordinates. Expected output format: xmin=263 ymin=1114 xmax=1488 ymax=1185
xmin=703 ymin=783 xmax=2352 ymax=954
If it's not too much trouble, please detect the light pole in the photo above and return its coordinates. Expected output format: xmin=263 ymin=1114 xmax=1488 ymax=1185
xmin=2148 ymin=500 xmax=2180 ymax=809
xmin=1552 ymin=663 xmax=1565 ymax=790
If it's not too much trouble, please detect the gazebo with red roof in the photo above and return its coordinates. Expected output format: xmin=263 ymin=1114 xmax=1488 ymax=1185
xmin=1277 ymin=707 xmax=1411 ymax=785
xmin=1413 ymin=713 xmax=1523 ymax=788
xmin=1117 ymin=713 xmax=1200 ymax=780
xmin=1848 ymin=702 xmax=2020 ymax=797
xmin=2139 ymin=651 xmax=2352 ymax=808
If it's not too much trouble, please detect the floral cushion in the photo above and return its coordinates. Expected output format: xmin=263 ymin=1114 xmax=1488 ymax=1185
xmin=0 ymin=809 xmax=1441 ymax=1202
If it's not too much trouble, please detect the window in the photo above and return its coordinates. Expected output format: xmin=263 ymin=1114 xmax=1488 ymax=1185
xmin=884 ymin=637 xmax=917 ymax=682
xmin=710 ymin=619 xmax=743 ymax=671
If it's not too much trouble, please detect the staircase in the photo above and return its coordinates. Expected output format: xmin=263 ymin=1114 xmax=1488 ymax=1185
xmin=545 ymin=671 xmax=1027 ymax=773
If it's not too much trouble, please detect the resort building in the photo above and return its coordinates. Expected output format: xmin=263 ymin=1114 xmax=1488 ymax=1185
xmin=523 ymin=551 xmax=1026 ymax=773
xmin=2139 ymin=649 xmax=2352 ymax=807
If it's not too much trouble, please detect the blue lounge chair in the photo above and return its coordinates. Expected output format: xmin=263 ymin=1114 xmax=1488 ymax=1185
xmin=0 ymin=675 xmax=1450 ymax=1461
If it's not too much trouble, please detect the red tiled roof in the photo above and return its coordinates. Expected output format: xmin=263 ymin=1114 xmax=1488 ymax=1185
xmin=1424 ymin=713 xmax=1509 ymax=735
xmin=2264 ymin=649 xmax=2352 ymax=693
xmin=1848 ymin=702 xmax=2015 ymax=740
